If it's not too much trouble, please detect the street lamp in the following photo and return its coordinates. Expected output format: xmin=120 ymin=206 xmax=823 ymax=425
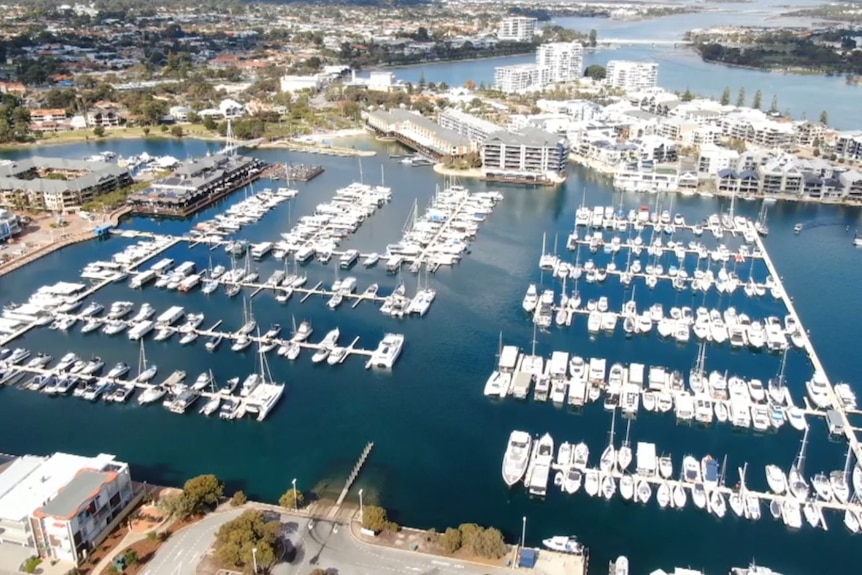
xmin=252 ymin=547 xmax=258 ymax=574
xmin=358 ymin=488 xmax=364 ymax=523
xmin=521 ymin=516 xmax=526 ymax=549
xmin=292 ymin=478 xmax=298 ymax=513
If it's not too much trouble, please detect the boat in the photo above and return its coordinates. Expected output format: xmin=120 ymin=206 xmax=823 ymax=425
xmin=613 ymin=556 xmax=629 ymax=575
xmin=312 ymin=328 xmax=340 ymax=363
xmin=584 ymin=469 xmax=600 ymax=497
xmin=542 ymin=536 xmax=585 ymax=555
xmin=199 ymin=395 xmax=221 ymax=416
xmin=765 ymin=464 xmax=787 ymax=495
xmin=293 ymin=319 xmax=313 ymax=342
xmin=205 ymin=334 xmax=223 ymax=352
xmin=522 ymin=284 xmax=538 ymax=313
xmin=620 ymin=474 xmax=635 ymax=501
xmin=683 ymin=456 xmax=701 ymax=483
xmin=367 ymin=333 xmax=404 ymax=369
xmin=657 ymin=482 xmax=671 ymax=508
xmin=502 ymin=431 xmax=532 ymax=486
xmin=563 ymin=468 xmax=582 ymax=494
xmin=600 ymin=410 xmax=617 ymax=473
xmin=805 ymin=371 xmax=831 ymax=409
xmin=673 ymin=483 xmax=686 ymax=509
xmin=363 ymin=253 xmax=380 ymax=267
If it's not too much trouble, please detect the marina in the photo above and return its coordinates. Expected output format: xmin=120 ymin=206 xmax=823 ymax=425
xmin=3 ymin=136 xmax=862 ymax=574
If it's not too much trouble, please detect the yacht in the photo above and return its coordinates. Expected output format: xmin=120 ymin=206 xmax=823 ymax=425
xmin=80 ymin=301 xmax=104 ymax=317
xmin=683 ymin=456 xmax=701 ymax=483
xmin=105 ymin=362 xmax=130 ymax=379
xmin=765 ymin=464 xmax=787 ymax=494
xmin=367 ymin=333 xmax=404 ymax=369
xmin=312 ymin=328 xmax=341 ymax=363
xmin=137 ymin=385 xmax=167 ymax=405
xmin=363 ymin=253 xmax=380 ymax=267
xmin=522 ymin=284 xmax=538 ymax=313
xmin=293 ymin=320 xmax=313 ymax=342
xmin=199 ymin=395 xmax=221 ymax=416
xmin=205 ymin=334 xmax=223 ymax=352
xmin=501 ymin=430 xmax=532 ymax=486
xmin=563 ymin=468 xmax=582 ymax=494
xmin=805 ymin=371 xmax=831 ymax=409
xmin=542 ymin=536 xmax=585 ymax=555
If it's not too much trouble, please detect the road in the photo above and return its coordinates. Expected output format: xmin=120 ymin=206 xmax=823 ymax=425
xmin=140 ymin=509 xmax=244 ymax=575
xmin=140 ymin=508 xmax=516 ymax=575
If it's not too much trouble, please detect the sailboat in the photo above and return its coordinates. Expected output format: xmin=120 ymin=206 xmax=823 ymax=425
xmin=237 ymin=297 xmax=257 ymax=335
xmin=689 ymin=342 xmax=707 ymax=394
xmin=133 ymin=339 xmax=157 ymax=383
xmin=830 ymin=444 xmax=852 ymax=504
xmin=617 ymin=418 xmax=633 ymax=471
xmin=768 ymin=348 xmax=788 ymax=404
xmin=788 ymin=423 xmax=811 ymax=501
xmin=754 ymin=202 xmax=769 ymax=236
xmin=600 ymin=408 xmax=617 ymax=473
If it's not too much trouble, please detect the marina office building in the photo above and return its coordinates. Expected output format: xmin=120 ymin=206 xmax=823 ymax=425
xmin=128 ymin=153 xmax=266 ymax=217
xmin=0 ymin=157 xmax=132 ymax=212
xmin=0 ymin=452 xmax=136 ymax=565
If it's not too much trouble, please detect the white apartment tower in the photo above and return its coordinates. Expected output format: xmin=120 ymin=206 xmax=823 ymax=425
xmin=536 ymin=42 xmax=584 ymax=83
xmin=606 ymin=60 xmax=659 ymax=93
xmin=494 ymin=64 xmax=548 ymax=94
xmin=498 ymin=17 xmax=537 ymax=42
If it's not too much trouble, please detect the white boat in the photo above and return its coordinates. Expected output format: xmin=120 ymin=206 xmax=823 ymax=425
xmin=572 ymin=442 xmax=589 ymax=469
xmin=502 ymin=431 xmax=532 ymax=487
xmin=682 ymin=456 xmax=700 ymax=483
xmin=657 ymin=482 xmax=671 ymax=508
xmin=812 ymin=472 xmax=833 ymax=501
xmin=765 ymin=464 xmax=787 ymax=494
xmin=635 ymin=478 xmax=652 ymax=504
xmin=199 ymin=395 xmax=221 ymax=416
xmin=619 ymin=474 xmax=635 ymax=501
xmin=658 ymin=455 xmax=673 ymax=479
xmin=806 ymin=371 xmax=831 ymax=409
xmin=584 ymin=469 xmax=600 ymax=497
xmin=613 ymin=556 xmax=629 ymax=575
xmin=673 ymin=483 xmax=687 ymax=509
xmin=709 ymin=490 xmax=726 ymax=518
xmin=522 ymin=284 xmax=538 ymax=313
xmin=601 ymin=474 xmax=616 ymax=500
xmin=367 ymin=333 xmax=404 ymax=369
xmin=293 ymin=320 xmax=313 ymax=342
xmin=563 ymin=468 xmax=582 ymax=494
xmin=542 ymin=536 xmax=585 ymax=555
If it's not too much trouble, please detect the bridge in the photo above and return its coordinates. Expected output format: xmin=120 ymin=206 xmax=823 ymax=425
xmin=596 ymin=38 xmax=693 ymax=47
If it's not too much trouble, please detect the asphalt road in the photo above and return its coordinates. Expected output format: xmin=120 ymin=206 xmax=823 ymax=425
xmin=140 ymin=508 xmax=515 ymax=575
xmin=276 ymin=516 xmax=515 ymax=575
xmin=140 ymin=509 xmax=244 ymax=575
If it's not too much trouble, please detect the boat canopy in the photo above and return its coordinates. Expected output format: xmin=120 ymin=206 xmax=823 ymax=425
xmin=499 ymin=346 xmax=519 ymax=371
xmin=628 ymin=363 xmax=645 ymax=387
xmin=636 ymin=442 xmax=656 ymax=475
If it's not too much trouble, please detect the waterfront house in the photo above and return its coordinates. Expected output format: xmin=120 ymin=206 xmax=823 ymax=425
xmin=835 ymin=131 xmax=862 ymax=161
xmin=697 ymin=144 xmax=740 ymax=177
xmin=839 ymin=170 xmax=862 ymax=200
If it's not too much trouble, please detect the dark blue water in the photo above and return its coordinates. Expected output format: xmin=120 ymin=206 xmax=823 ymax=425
xmin=2 ymin=138 xmax=862 ymax=574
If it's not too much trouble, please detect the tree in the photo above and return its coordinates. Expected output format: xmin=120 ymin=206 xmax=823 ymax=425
xmin=93 ymin=126 xmax=105 ymax=137
xmin=418 ymin=72 xmax=427 ymax=91
xmin=720 ymin=87 xmax=731 ymax=106
xmin=361 ymin=505 xmax=389 ymax=532
xmin=142 ymin=126 xmax=150 ymax=136
xmin=278 ymin=487 xmax=304 ymax=510
xmin=308 ymin=570 xmax=327 ymax=575
xmin=588 ymin=29 xmax=597 ymax=47
xmin=471 ymin=528 xmax=507 ymax=559
xmin=231 ymin=491 xmax=248 ymax=507
xmin=439 ymin=527 xmax=462 ymax=553
xmin=214 ymin=510 xmax=280 ymax=572
xmin=584 ymin=64 xmax=606 ymax=80
xmin=820 ymin=110 xmax=829 ymax=125
xmin=458 ymin=523 xmax=482 ymax=548
xmin=202 ymin=115 xmax=217 ymax=130
xmin=124 ymin=549 xmax=139 ymax=566
xmin=752 ymin=89 xmax=762 ymax=110
xmin=681 ymin=87 xmax=694 ymax=102
xmin=736 ymin=87 xmax=746 ymax=107
xmin=769 ymin=94 xmax=779 ymax=113
xmin=464 ymin=79 xmax=476 ymax=91
xmin=170 ymin=126 xmax=184 ymax=138
xmin=182 ymin=474 xmax=224 ymax=515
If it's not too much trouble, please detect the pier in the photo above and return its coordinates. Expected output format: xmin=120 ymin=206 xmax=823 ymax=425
xmin=336 ymin=442 xmax=374 ymax=506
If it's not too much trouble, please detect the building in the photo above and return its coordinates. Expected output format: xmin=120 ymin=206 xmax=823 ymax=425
xmin=606 ymin=61 xmax=659 ymax=93
xmin=697 ymin=144 xmax=740 ymax=176
xmin=494 ymin=64 xmax=547 ymax=94
xmin=0 ymin=157 xmax=133 ymax=212
xmin=0 ymin=452 xmax=137 ymax=565
xmin=481 ymin=127 xmax=569 ymax=184
xmin=835 ymin=131 xmax=862 ymax=161
xmin=129 ymin=153 xmax=265 ymax=216
xmin=365 ymin=109 xmax=474 ymax=159
xmin=279 ymin=74 xmax=325 ymax=93
xmin=438 ymin=108 xmax=502 ymax=144
xmin=29 ymin=109 xmax=70 ymax=133
xmin=0 ymin=207 xmax=21 ymax=242
xmin=498 ymin=17 xmax=537 ymax=42
xmin=536 ymin=42 xmax=584 ymax=83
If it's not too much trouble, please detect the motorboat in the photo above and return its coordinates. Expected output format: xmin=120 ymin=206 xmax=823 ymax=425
xmin=293 ymin=320 xmax=313 ymax=342
xmin=635 ymin=478 xmax=652 ymax=504
xmin=563 ymin=468 xmax=582 ymax=494
xmin=619 ymin=474 xmax=635 ymax=501
xmin=542 ymin=536 xmax=585 ymax=555
xmin=673 ymin=483 xmax=687 ymax=509
xmin=682 ymin=456 xmax=700 ymax=483
xmin=657 ymin=482 xmax=671 ymax=508
xmin=601 ymin=474 xmax=616 ymax=500
xmin=584 ymin=469 xmax=600 ymax=497
xmin=522 ymin=284 xmax=538 ymax=313
xmin=805 ymin=371 xmax=831 ymax=409
xmin=765 ymin=464 xmax=787 ymax=494
xmin=812 ymin=473 xmax=833 ymax=501
xmin=658 ymin=455 xmax=673 ymax=479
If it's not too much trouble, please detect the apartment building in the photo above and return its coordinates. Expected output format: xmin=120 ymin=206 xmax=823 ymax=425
xmin=697 ymin=144 xmax=740 ymax=176
xmin=835 ymin=131 xmax=862 ymax=160
xmin=481 ymin=127 xmax=569 ymax=184
xmin=606 ymin=61 xmax=659 ymax=93
xmin=494 ymin=64 xmax=547 ymax=93
xmin=498 ymin=17 xmax=537 ymax=42
xmin=366 ymin=109 xmax=474 ymax=158
xmin=29 ymin=109 xmax=70 ymax=133
xmin=438 ymin=108 xmax=502 ymax=144
xmin=0 ymin=452 xmax=136 ymax=565
xmin=536 ymin=42 xmax=584 ymax=83
xmin=0 ymin=157 xmax=133 ymax=212
xmin=0 ymin=208 xmax=21 ymax=242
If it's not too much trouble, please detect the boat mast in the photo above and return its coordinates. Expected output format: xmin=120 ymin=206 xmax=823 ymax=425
xmin=844 ymin=443 xmax=853 ymax=476
xmin=795 ymin=423 xmax=810 ymax=473
xmin=138 ymin=339 xmax=147 ymax=375
xmin=608 ymin=408 xmax=617 ymax=447
xmin=530 ymin=321 xmax=538 ymax=357
xmin=777 ymin=347 xmax=788 ymax=389
xmin=720 ymin=454 xmax=728 ymax=487
xmin=622 ymin=417 xmax=631 ymax=448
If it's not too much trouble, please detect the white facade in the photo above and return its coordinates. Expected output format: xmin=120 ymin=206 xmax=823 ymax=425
xmin=279 ymin=74 xmax=324 ymax=93
xmin=606 ymin=60 xmax=659 ymax=93
xmin=498 ymin=17 xmax=537 ymax=42
xmin=438 ymin=108 xmax=502 ymax=143
xmin=536 ymin=42 xmax=584 ymax=83
xmin=0 ymin=452 xmax=134 ymax=565
xmin=494 ymin=64 xmax=547 ymax=94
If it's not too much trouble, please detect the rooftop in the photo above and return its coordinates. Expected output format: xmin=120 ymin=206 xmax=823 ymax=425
xmin=36 ymin=470 xmax=115 ymax=519
xmin=0 ymin=452 xmax=119 ymax=522
xmin=0 ymin=157 xmax=129 ymax=194
xmin=486 ymin=126 xmax=564 ymax=148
